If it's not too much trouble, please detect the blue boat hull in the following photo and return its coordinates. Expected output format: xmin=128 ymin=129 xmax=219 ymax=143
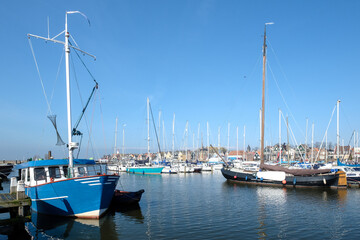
xmin=126 ymin=166 xmax=164 ymax=175
xmin=26 ymin=175 xmax=119 ymax=218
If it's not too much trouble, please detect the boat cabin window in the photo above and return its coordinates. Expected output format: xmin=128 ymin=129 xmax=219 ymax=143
xmin=77 ymin=167 xmax=86 ymax=176
xmin=21 ymin=169 xmax=26 ymax=181
xmin=63 ymin=166 xmax=69 ymax=178
xmin=49 ymin=166 xmax=61 ymax=179
xmin=27 ymin=169 xmax=30 ymax=182
xmin=34 ymin=167 xmax=46 ymax=181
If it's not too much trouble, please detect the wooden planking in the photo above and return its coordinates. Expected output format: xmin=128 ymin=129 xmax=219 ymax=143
xmin=0 ymin=193 xmax=30 ymax=208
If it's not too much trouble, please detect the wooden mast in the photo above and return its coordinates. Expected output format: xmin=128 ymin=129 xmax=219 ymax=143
xmin=260 ymin=22 xmax=273 ymax=165
xmin=260 ymin=24 xmax=267 ymax=165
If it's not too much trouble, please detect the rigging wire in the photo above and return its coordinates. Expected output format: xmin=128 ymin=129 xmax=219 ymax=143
xmin=267 ymin=61 xmax=305 ymax=139
xmin=267 ymin=39 xmax=306 ymax=139
xmin=280 ymin=111 xmax=305 ymax=162
xmin=98 ymin=91 xmax=108 ymax=158
xmin=49 ymin=50 xmax=64 ymax=109
xmin=28 ymin=38 xmax=52 ymax=115
xmin=313 ymin=104 xmax=336 ymax=161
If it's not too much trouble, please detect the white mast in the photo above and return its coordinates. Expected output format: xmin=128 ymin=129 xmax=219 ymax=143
xmin=172 ymin=113 xmax=175 ymax=158
xmin=236 ymin=126 xmax=238 ymax=158
xmin=326 ymin=131 xmax=328 ymax=163
xmin=227 ymin=122 xmax=230 ymax=160
xmin=147 ymin=97 xmax=151 ymax=162
xmin=197 ymin=123 xmax=200 ymax=160
xmin=218 ymin=126 xmax=221 ymax=151
xmin=158 ymin=111 xmax=161 ymax=150
xmin=114 ymin=117 xmax=118 ymax=156
xmin=305 ymin=118 xmax=308 ymax=160
xmin=311 ymin=122 xmax=314 ymax=163
xmin=122 ymin=124 xmax=126 ymax=158
xmin=286 ymin=116 xmax=289 ymax=166
xmin=64 ymin=13 xmax=75 ymax=173
xmin=279 ymin=109 xmax=282 ymax=163
xmin=243 ymin=125 xmax=246 ymax=160
xmin=207 ymin=121 xmax=210 ymax=160
xmin=162 ymin=120 xmax=165 ymax=153
xmin=337 ymin=100 xmax=340 ymax=159
xmin=185 ymin=121 xmax=189 ymax=161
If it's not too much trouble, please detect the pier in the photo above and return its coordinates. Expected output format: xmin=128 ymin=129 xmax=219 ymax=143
xmin=0 ymin=179 xmax=31 ymax=225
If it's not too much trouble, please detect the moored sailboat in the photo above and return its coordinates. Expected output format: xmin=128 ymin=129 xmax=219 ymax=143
xmin=221 ymin=23 xmax=345 ymax=188
xmin=126 ymin=98 xmax=164 ymax=174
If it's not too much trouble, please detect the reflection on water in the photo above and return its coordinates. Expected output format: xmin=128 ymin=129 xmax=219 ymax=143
xmin=3 ymin=172 xmax=360 ymax=239
xmin=25 ymin=205 xmax=144 ymax=240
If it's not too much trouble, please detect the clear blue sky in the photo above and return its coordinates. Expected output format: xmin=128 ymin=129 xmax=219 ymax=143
xmin=1 ymin=0 xmax=359 ymax=160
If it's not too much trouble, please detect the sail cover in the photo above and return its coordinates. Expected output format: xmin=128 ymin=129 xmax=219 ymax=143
xmin=260 ymin=163 xmax=332 ymax=176
xmin=48 ymin=115 xmax=65 ymax=146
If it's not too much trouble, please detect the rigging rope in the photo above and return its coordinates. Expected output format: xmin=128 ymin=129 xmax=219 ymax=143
xmin=267 ymin=39 xmax=306 ymax=140
xmin=28 ymin=38 xmax=52 ymax=115
xmin=149 ymin=101 xmax=162 ymax=155
xmin=313 ymin=104 xmax=336 ymax=162
xmin=280 ymin=111 xmax=305 ymax=162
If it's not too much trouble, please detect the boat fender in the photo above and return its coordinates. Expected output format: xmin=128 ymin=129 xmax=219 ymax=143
xmin=293 ymin=178 xmax=296 ymax=185
xmin=323 ymin=178 xmax=326 ymax=185
xmin=234 ymin=175 xmax=237 ymax=179
xmin=256 ymin=176 xmax=258 ymax=180
xmin=143 ymin=171 xmax=145 ymax=175
xmin=245 ymin=176 xmax=248 ymax=181
xmin=50 ymin=177 xmax=54 ymax=182
xmin=282 ymin=180 xmax=286 ymax=185
xmin=260 ymin=177 xmax=263 ymax=182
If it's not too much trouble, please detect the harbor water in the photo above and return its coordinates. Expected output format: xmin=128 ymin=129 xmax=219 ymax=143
xmin=1 ymin=170 xmax=360 ymax=239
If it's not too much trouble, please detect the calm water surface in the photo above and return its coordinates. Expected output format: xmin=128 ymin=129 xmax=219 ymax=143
xmin=1 ymin=171 xmax=360 ymax=239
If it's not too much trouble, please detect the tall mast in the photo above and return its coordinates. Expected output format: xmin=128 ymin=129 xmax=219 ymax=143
xmin=305 ymin=118 xmax=308 ymax=160
xmin=286 ymin=116 xmax=289 ymax=167
xmin=158 ymin=111 xmax=161 ymax=150
xmin=337 ymin=100 xmax=340 ymax=159
xmin=197 ymin=123 xmax=200 ymax=160
xmin=65 ymin=13 xmax=75 ymax=175
xmin=207 ymin=122 xmax=209 ymax=160
xmin=218 ymin=126 xmax=221 ymax=151
xmin=185 ymin=121 xmax=189 ymax=161
xmin=243 ymin=125 xmax=246 ymax=160
xmin=114 ymin=117 xmax=118 ymax=156
xmin=227 ymin=122 xmax=230 ymax=160
xmin=122 ymin=124 xmax=126 ymax=158
xmin=147 ymin=97 xmax=151 ymax=162
xmin=279 ymin=109 xmax=282 ymax=163
xmin=236 ymin=126 xmax=239 ymax=158
xmin=260 ymin=24 xmax=268 ymax=165
xmin=311 ymin=122 xmax=314 ymax=163
xmin=172 ymin=113 xmax=175 ymax=158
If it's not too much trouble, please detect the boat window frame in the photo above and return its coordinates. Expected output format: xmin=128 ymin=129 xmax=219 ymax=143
xmin=21 ymin=169 xmax=26 ymax=181
xmin=49 ymin=166 xmax=62 ymax=179
xmin=63 ymin=166 xmax=69 ymax=178
xmin=34 ymin=167 xmax=47 ymax=182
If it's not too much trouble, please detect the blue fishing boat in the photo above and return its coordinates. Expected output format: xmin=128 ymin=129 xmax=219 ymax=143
xmin=17 ymin=159 xmax=119 ymax=218
xmin=23 ymin=11 xmax=119 ymax=218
